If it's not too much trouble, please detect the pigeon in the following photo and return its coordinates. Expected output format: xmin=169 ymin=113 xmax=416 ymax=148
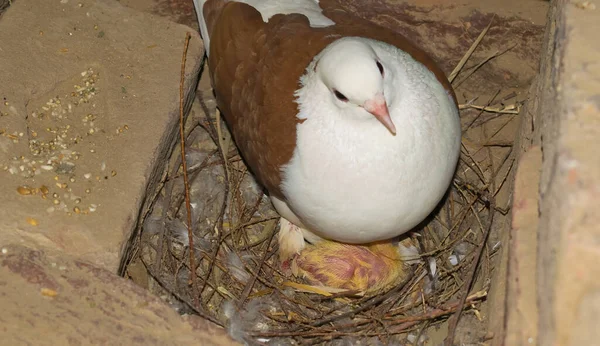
xmin=193 ymin=0 xmax=461 ymax=264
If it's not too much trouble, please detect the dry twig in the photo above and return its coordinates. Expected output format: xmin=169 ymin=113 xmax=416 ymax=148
xmin=444 ymin=192 xmax=495 ymax=346
xmin=176 ymin=32 xmax=200 ymax=309
xmin=449 ymin=15 xmax=495 ymax=83
xmin=131 ymin=8 xmax=517 ymax=345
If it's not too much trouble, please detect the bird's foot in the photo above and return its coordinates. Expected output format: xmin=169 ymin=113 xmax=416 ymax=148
xmin=277 ymin=217 xmax=308 ymax=273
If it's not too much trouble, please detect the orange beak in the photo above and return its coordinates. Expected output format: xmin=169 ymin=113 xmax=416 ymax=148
xmin=364 ymin=94 xmax=396 ymax=135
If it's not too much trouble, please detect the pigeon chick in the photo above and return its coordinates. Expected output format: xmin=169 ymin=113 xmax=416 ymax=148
xmin=291 ymin=238 xmax=418 ymax=295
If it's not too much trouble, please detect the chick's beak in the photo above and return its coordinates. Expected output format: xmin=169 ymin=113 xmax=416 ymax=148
xmin=364 ymin=94 xmax=395 ymax=134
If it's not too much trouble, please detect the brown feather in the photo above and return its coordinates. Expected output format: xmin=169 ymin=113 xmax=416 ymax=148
xmin=202 ymin=0 xmax=456 ymax=199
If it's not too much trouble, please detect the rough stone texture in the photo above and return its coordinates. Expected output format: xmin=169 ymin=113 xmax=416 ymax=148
xmin=489 ymin=22 xmax=546 ymax=346
xmin=0 ymin=244 xmax=236 ymax=345
xmin=0 ymin=0 xmax=202 ymax=271
xmin=499 ymin=0 xmax=600 ymax=344
xmin=123 ymin=0 xmax=200 ymax=30
xmin=505 ymin=146 xmax=541 ymax=345
xmin=535 ymin=1 xmax=600 ymax=345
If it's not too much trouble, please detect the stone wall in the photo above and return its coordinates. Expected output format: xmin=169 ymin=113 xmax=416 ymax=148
xmin=502 ymin=0 xmax=600 ymax=344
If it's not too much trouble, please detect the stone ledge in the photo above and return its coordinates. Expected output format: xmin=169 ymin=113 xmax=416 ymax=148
xmin=0 ymin=0 xmax=203 ymax=271
xmin=0 ymin=244 xmax=236 ymax=345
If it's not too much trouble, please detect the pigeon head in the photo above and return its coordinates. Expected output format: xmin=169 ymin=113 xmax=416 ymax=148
xmin=316 ymin=38 xmax=396 ymax=134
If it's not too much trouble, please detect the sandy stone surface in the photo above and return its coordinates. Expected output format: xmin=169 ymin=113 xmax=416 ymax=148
xmin=0 ymin=243 xmax=235 ymax=345
xmin=505 ymin=146 xmax=541 ymax=345
xmin=0 ymin=0 xmax=203 ymax=271
xmin=535 ymin=1 xmax=600 ymax=345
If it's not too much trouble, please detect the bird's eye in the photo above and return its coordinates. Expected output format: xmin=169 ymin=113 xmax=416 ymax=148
xmin=376 ymin=61 xmax=384 ymax=76
xmin=333 ymin=89 xmax=348 ymax=102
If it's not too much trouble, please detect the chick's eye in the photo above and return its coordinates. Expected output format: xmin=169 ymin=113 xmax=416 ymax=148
xmin=333 ymin=89 xmax=348 ymax=102
xmin=376 ymin=61 xmax=384 ymax=76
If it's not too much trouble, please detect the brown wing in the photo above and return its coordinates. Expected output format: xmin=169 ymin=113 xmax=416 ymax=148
xmin=203 ymin=1 xmax=337 ymax=198
xmin=203 ymin=0 xmax=456 ymax=199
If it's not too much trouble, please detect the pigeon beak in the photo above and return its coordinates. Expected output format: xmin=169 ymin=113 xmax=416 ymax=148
xmin=364 ymin=94 xmax=396 ymax=135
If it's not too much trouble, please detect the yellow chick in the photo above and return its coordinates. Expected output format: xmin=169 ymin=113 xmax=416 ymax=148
xmin=290 ymin=239 xmax=414 ymax=295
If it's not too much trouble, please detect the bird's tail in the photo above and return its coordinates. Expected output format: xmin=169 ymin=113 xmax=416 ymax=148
xmin=193 ymin=0 xmax=226 ymax=56
xmin=194 ymin=0 xmax=333 ymax=56
xmin=192 ymin=0 xmax=211 ymax=55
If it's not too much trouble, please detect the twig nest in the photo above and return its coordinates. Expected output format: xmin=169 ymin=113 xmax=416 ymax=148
xmin=291 ymin=239 xmax=413 ymax=295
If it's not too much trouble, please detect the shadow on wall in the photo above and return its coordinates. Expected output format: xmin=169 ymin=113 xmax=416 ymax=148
xmin=0 ymin=0 xmax=12 ymax=17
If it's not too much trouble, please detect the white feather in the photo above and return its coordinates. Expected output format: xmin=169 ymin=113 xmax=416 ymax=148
xmin=398 ymin=241 xmax=422 ymax=265
xmin=428 ymin=257 xmax=437 ymax=277
xmin=192 ymin=0 xmax=334 ymax=56
xmin=192 ymin=0 xmax=212 ymax=55
xmin=235 ymin=0 xmax=334 ymax=27
xmin=448 ymin=254 xmax=459 ymax=266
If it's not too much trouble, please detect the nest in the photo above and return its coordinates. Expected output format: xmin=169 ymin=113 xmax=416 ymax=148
xmin=124 ymin=24 xmax=519 ymax=345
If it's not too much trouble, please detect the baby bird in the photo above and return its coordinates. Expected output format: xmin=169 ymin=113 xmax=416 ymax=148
xmin=291 ymin=238 xmax=418 ymax=295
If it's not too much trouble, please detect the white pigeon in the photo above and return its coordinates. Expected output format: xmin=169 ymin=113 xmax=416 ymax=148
xmin=193 ymin=0 xmax=461 ymax=263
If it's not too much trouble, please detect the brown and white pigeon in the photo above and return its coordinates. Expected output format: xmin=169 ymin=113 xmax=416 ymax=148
xmin=193 ymin=0 xmax=461 ymax=263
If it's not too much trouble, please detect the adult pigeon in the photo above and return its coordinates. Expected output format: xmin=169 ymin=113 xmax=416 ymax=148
xmin=193 ymin=0 xmax=461 ymax=263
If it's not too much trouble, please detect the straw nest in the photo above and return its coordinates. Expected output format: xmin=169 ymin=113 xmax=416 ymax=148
xmin=124 ymin=22 xmax=519 ymax=345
